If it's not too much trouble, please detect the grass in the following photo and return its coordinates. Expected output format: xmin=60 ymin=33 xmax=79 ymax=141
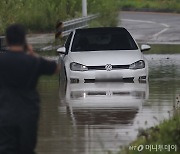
xmin=120 ymin=96 xmax=180 ymax=154
xmin=142 ymin=44 xmax=180 ymax=54
xmin=0 ymin=0 xmax=82 ymax=34
xmin=1 ymin=0 xmax=179 ymax=34
xmin=88 ymin=0 xmax=119 ymax=27
xmin=118 ymin=0 xmax=180 ymax=13
xmin=0 ymin=0 xmax=119 ymax=34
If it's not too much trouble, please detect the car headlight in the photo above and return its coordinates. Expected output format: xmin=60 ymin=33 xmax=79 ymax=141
xmin=129 ymin=60 xmax=145 ymax=70
xmin=70 ymin=62 xmax=88 ymax=71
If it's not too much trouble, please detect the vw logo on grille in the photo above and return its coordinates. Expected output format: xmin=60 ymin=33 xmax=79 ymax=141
xmin=105 ymin=64 xmax=112 ymax=71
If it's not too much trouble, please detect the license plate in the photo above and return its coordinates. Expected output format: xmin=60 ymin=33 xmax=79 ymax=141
xmin=95 ymin=72 xmax=122 ymax=80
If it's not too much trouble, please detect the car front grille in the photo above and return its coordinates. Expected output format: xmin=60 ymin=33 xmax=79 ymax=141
xmin=87 ymin=65 xmax=130 ymax=70
xmin=84 ymin=78 xmax=134 ymax=83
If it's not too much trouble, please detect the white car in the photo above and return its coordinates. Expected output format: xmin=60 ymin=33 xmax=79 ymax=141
xmin=57 ymin=27 xmax=150 ymax=83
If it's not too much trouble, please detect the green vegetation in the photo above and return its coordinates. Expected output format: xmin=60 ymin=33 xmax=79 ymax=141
xmin=120 ymin=98 xmax=180 ymax=154
xmin=118 ymin=0 xmax=180 ymax=13
xmin=0 ymin=0 xmax=81 ymax=34
xmin=88 ymin=0 xmax=119 ymax=27
xmin=121 ymin=114 xmax=180 ymax=154
xmin=0 ymin=0 xmax=119 ymax=34
xmin=1 ymin=0 xmax=179 ymax=35
xmin=143 ymin=44 xmax=180 ymax=54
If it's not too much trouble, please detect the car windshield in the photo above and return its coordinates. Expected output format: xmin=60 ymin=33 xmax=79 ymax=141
xmin=71 ymin=28 xmax=138 ymax=52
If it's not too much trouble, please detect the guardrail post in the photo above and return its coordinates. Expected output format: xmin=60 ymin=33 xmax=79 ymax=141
xmin=82 ymin=0 xmax=87 ymax=17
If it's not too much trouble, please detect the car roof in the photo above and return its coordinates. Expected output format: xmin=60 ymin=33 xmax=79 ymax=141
xmin=75 ymin=27 xmax=128 ymax=33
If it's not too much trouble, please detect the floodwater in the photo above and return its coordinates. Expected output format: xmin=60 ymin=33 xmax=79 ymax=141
xmin=36 ymin=46 xmax=180 ymax=154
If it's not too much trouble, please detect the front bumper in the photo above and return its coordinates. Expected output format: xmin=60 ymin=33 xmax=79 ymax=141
xmin=68 ymin=68 xmax=147 ymax=82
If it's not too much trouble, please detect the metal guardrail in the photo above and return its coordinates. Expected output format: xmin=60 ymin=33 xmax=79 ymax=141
xmin=62 ymin=14 xmax=98 ymax=37
xmin=0 ymin=14 xmax=98 ymax=51
xmin=40 ymin=14 xmax=98 ymax=51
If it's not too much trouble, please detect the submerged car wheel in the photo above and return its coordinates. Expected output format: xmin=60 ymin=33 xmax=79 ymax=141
xmin=59 ymin=66 xmax=67 ymax=83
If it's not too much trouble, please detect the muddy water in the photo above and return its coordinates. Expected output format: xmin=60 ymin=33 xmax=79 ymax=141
xmin=36 ymin=51 xmax=180 ymax=154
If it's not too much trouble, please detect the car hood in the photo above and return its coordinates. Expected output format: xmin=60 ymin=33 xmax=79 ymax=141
xmin=69 ymin=50 xmax=143 ymax=66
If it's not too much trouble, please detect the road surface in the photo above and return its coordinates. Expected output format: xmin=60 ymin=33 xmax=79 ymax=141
xmin=120 ymin=11 xmax=180 ymax=44
xmin=27 ymin=11 xmax=180 ymax=49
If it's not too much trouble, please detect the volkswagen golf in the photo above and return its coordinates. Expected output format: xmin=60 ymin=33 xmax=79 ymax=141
xmin=57 ymin=27 xmax=150 ymax=83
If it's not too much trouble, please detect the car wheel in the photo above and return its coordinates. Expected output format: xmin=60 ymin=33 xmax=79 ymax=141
xmin=63 ymin=67 xmax=67 ymax=82
xmin=59 ymin=66 xmax=67 ymax=85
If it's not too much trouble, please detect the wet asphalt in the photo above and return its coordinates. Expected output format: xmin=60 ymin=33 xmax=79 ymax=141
xmin=120 ymin=11 xmax=180 ymax=44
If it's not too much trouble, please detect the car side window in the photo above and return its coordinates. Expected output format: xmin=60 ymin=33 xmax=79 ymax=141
xmin=65 ymin=32 xmax=73 ymax=53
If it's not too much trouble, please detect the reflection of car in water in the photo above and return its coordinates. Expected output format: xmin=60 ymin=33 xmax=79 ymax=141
xmin=62 ymin=82 xmax=149 ymax=125
xmin=57 ymin=27 xmax=150 ymax=83
xmin=59 ymin=82 xmax=149 ymax=152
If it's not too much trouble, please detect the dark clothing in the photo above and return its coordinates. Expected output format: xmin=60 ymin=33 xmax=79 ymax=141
xmin=0 ymin=51 xmax=56 ymax=89
xmin=0 ymin=51 xmax=57 ymax=154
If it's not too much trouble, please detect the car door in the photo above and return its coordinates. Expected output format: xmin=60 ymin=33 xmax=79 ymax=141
xmin=59 ymin=32 xmax=73 ymax=80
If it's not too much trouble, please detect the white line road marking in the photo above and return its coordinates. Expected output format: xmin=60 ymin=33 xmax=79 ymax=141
xmin=121 ymin=19 xmax=157 ymax=24
xmin=152 ymin=27 xmax=169 ymax=40
xmin=121 ymin=19 xmax=170 ymax=40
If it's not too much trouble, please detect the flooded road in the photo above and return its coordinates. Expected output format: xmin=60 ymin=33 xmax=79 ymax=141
xmin=36 ymin=50 xmax=180 ymax=154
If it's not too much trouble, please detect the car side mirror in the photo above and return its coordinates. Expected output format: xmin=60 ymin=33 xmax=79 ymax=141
xmin=57 ymin=47 xmax=66 ymax=54
xmin=141 ymin=44 xmax=151 ymax=52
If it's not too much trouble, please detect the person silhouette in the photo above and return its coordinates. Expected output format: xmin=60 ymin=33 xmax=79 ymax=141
xmin=0 ymin=24 xmax=59 ymax=154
